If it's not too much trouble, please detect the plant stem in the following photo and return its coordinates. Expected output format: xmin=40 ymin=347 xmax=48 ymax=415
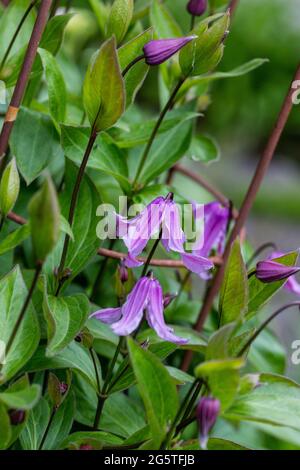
xmin=56 ymin=127 xmax=97 ymax=295
xmin=132 ymin=76 xmax=186 ymax=189
xmin=0 ymin=216 xmax=5 ymax=232
xmin=90 ymin=348 xmax=101 ymax=396
xmin=38 ymin=408 xmax=56 ymax=450
xmin=238 ymin=302 xmax=300 ymax=357
xmin=93 ymin=337 xmax=123 ymax=430
xmin=161 ymin=379 xmax=201 ymax=450
xmin=0 ymin=0 xmax=52 ymax=160
xmin=0 ymin=1 xmax=38 ymax=72
xmin=246 ymin=242 xmax=278 ymax=268
xmin=141 ymin=229 xmax=163 ymax=277
xmin=180 ymin=63 xmax=300 ymax=372
xmin=228 ymin=0 xmax=239 ymax=14
xmin=5 ymin=262 xmax=42 ymax=356
xmin=190 ymin=15 xmax=195 ymax=30
xmin=91 ymin=239 xmax=116 ymax=302
xmin=122 ymin=54 xmax=145 ymax=77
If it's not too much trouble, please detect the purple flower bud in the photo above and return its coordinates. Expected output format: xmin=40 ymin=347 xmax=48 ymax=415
xmin=143 ymin=36 xmax=196 ymax=66
xmin=8 ymin=409 xmax=26 ymax=426
xmin=59 ymin=382 xmax=68 ymax=395
xmin=118 ymin=261 xmax=128 ymax=284
xmin=187 ymin=0 xmax=207 ymax=17
xmin=163 ymin=293 xmax=177 ymax=308
xmin=256 ymin=260 xmax=300 ymax=283
xmin=196 ymin=396 xmax=220 ymax=449
xmin=79 ymin=444 xmax=93 ymax=450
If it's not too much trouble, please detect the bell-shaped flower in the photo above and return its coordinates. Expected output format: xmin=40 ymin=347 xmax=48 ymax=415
xmin=143 ymin=36 xmax=196 ymax=66
xmin=187 ymin=0 xmax=207 ymax=17
xmin=90 ymin=275 xmax=188 ymax=345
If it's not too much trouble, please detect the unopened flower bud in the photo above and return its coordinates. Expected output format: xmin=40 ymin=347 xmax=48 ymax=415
xmin=79 ymin=444 xmax=93 ymax=450
xmin=118 ymin=261 xmax=128 ymax=284
xmin=59 ymin=382 xmax=68 ymax=396
xmin=143 ymin=36 xmax=196 ymax=66
xmin=256 ymin=260 xmax=300 ymax=283
xmin=8 ymin=409 xmax=26 ymax=426
xmin=196 ymin=396 xmax=220 ymax=449
xmin=187 ymin=0 xmax=207 ymax=17
xmin=163 ymin=293 xmax=177 ymax=308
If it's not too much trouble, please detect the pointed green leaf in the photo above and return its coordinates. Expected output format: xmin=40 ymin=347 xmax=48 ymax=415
xmin=106 ymin=0 xmax=134 ymax=44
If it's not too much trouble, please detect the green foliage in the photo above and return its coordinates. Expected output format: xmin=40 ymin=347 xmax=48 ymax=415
xmin=0 ymin=158 xmax=20 ymax=217
xmin=106 ymin=0 xmax=134 ymax=45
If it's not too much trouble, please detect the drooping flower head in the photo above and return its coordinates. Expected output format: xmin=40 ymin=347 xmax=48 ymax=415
xmin=187 ymin=0 xmax=208 ymax=17
xmin=90 ymin=274 xmax=188 ymax=345
xmin=195 ymin=201 xmax=230 ymax=257
xmin=143 ymin=36 xmax=196 ymax=66
xmin=196 ymin=396 xmax=220 ymax=449
xmin=115 ymin=194 xmax=214 ymax=277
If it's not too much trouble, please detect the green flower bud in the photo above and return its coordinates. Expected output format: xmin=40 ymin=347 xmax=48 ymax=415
xmin=0 ymin=158 xmax=20 ymax=217
xmin=28 ymin=177 xmax=60 ymax=263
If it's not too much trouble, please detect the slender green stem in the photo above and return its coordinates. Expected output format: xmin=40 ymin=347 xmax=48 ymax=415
xmin=56 ymin=127 xmax=97 ymax=295
xmin=161 ymin=379 xmax=200 ymax=450
xmin=122 ymin=54 xmax=145 ymax=77
xmin=141 ymin=229 xmax=163 ymax=277
xmin=132 ymin=76 xmax=186 ymax=189
xmin=238 ymin=302 xmax=300 ymax=357
xmin=5 ymin=262 xmax=42 ymax=356
xmin=38 ymin=408 xmax=56 ymax=450
xmin=190 ymin=15 xmax=196 ymax=30
xmin=246 ymin=242 xmax=277 ymax=268
xmin=0 ymin=216 xmax=5 ymax=232
xmin=0 ymin=1 xmax=38 ymax=72
xmin=90 ymin=348 xmax=101 ymax=395
xmin=93 ymin=338 xmax=123 ymax=430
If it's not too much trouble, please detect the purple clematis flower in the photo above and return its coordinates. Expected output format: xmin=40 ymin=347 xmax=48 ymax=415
xmin=143 ymin=36 xmax=196 ymax=66
xmin=197 ymin=396 xmax=220 ymax=449
xmin=264 ymin=251 xmax=300 ymax=295
xmin=90 ymin=274 xmax=188 ymax=345
xmin=187 ymin=0 xmax=207 ymax=17
xmin=115 ymin=194 xmax=214 ymax=276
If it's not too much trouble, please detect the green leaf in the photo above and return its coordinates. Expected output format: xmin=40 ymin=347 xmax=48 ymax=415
xmin=39 ymin=14 xmax=73 ymax=56
xmin=0 ymin=384 xmax=40 ymax=410
xmin=219 ymin=239 xmax=248 ymax=326
xmin=29 ymin=177 xmax=60 ymax=263
xmin=180 ymin=13 xmax=229 ymax=77
xmin=113 ymin=110 xmax=199 ymax=148
xmin=247 ymin=329 xmax=286 ymax=375
xmin=118 ymin=28 xmax=153 ymax=107
xmin=0 ymin=158 xmax=20 ymax=217
xmin=61 ymin=125 xmax=130 ymax=192
xmin=60 ymin=431 xmax=122 ymax=450
xmin=187 ymin=134 xmax=220 ymax=164
xmin=150 ymin=0 xmax=182 ymax=38
xmin=206 ymin=323 xmax=237 ymax=360
xmin=225 ymin=374 xmax=300 ymax=431
xmin=40 ymin=391 xmax=75 ymax=450
xmin=247 ymin=251 xmax=299 ymax=319
xmin=23 ymin=342 xmax=102 ymax=392
xmin=166 ymin=367 xmax=194 ymax=385
xmin=181 ymin=58 xmax=269 ymax=98
xmin=43 ymin=292 xmax=90 ymax=357
xmin=128 ymin=338 xmax=179 ymax=448
xmin=0 ymin=0 xmax=36 ymax=64
xmin=195 ymin=358 xmax=244 ymax=376
xmin=176 ymin=438 xmax=248 ymax=450
xmin=139 ymin=113 xmax=195 ymax=184
xmin=44 ymin=160 xmax=101 ymax=293
xmin=0 ymin=266 xmax=40 ymax=385
xmin=83 ymin=36 xmax=125 ymax=132
xmin=106 ymin=0 xmax=134 ymax=44
xmin=38 ymin=48 xmax=67 ymax=129
xmin=0 ymin=223 xmax=28 ymax=258
xmin=10 ymin=107 xmax=63 ymax=185
xmin=0 ymin=403 xmax=11 ymax=450
xmin=20 ymin=397 xmax=50 ymax=450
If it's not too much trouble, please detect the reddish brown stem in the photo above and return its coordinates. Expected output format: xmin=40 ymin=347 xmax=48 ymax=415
xmin=0 ymin=0 xmax=52 ymax=159
xmin=228 ymin=0 xmax=239 ymax=14
xmin=181 ymin=64 xmax=300 ymax=372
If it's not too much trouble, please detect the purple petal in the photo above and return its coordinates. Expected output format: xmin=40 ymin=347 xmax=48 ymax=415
xmin=123 ymin=197 xmax=165 ymax=257
xmin=112 ymin=277 xmax=151 ymax=336
xmin=194 ymin=202 xmax=229 ymax=257
xmin=181 ymin=252 xmax=214 ymax=277
xmin=286 ymin=276 xmax=300 ymax=296
xmin=90 ymin=307 xmax=122 ymax=324
xmin=124 ymin=253 xmax=144 ymax=268
xmin=146 ymin=279 xmax=188 ymax=345
xmin=256 ymin=260 xmax=300 ymax=283
xmin=143 ymin=36 xmax=196 ymax=66
xmin=162 ymin=200 xmax=185 ymax=253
